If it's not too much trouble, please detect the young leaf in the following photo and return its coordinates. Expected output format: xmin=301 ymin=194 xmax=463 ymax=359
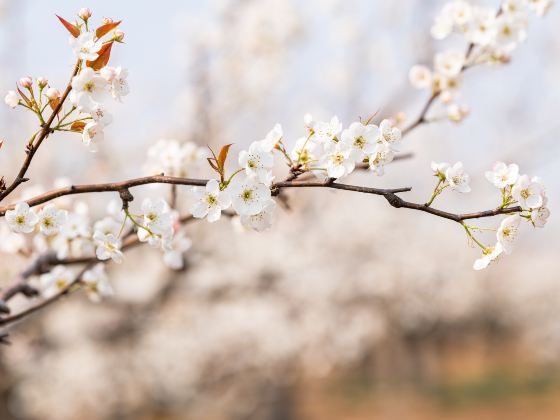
xmin=86 ymin=42 xmax=113 ymax=71
xmin=96 ymin=20 xmax=122 ymax=39
xmin=16 ymin=86 xmax=32 ymax=108
xmin=70 ymin=121 xmax=86 ymax=132
xmin=49 ymin=98 xmax=61 ymax=112
xmin=217 ymin=144 xmax=233 ymax=174
xmin=56 ymin=15 xmax=80 ymax=38
xmin=207 ymin=157 xmax=219 ymax=172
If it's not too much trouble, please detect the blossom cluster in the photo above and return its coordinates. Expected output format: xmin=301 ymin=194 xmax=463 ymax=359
xmin=4 ymin=9 xmax=129 ymax=151
xmin=180 ymin=115 xmax=403 ymax=231
xmin=408 ymin=0 xmax=553 ymax=123
xmin=428 ymin=160 xmax=550 ymax=269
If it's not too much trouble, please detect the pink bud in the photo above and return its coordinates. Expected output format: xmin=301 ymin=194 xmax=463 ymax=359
xmin=37 ymin=77 xmax=48 ymax=89
xmin=114 ymin=31 xmax=125 ymax=42
xmin=78 ymin=7 xmax=92 ymax=20
xmin=46 ymin=88 xmax=61 ymax=101
xmin=103 ymin=17 xmax=113 ymax=24
xmin=19 ymin=76 xmax=33 ymax=89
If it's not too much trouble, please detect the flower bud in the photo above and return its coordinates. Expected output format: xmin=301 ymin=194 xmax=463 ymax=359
xmin=46 ymin=88 xmax=61 ymax=101
xmin=103 ymin=17 xmax=113 ymax=24
xmin=78 ymin=7 xmax=92 ymax=20
xmin=37 ymin=77 xmax=48 ymax=89
xmin=440 ymin=90 xmax=454 ymax=105
xmin=19 ymin=76 xmax=33 ymax=89
xmin=4 ymin=91 xmax=19 ymax=108
xmin=113 ymin=31 xmax=125 ymax=42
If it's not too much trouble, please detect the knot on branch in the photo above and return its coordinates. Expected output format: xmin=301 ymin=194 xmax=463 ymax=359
xmin=119 ymin=188 xmax=134 ymax=210
xmin=384 ymin=193 xmax=403 ymax=208
xmin=0 ymin=300 xmax=10 ymax=315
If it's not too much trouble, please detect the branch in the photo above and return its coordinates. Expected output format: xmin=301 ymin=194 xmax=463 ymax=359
xmin=0 ymin=59 xmax=81 ymax=203
xmin=0 ymin=263 xmax=93 ymax=327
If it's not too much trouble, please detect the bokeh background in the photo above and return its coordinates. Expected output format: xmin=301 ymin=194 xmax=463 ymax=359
xmin=0 ymin=0 xmax=559 ymax=419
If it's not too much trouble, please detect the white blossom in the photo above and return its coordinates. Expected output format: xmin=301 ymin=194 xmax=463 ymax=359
xmin=90 ymin=104 xmax=113 ymax=126
xmin=368 ymin=142 xmax=394 ymax=176
xmin=485 ymin=161 xmax=519 ymax=189
xmin=69 ymin=32 xmax=102 ymax=61
xmin=142 ymin=198 xmax=173 ymax=236
xmin=94 ymin=216 xmax=122 ymax=236
xmin=190 ymin=180 xmax=232 ymax=223
xmin=290 ymin=136 xmax=317 ymax=166
xmin=259 ymin=123 xmax=283 ymax=152
xmin=229 ymin=174 xmax=272 ymax=216
xmin=340 ymin=122 xmax=379 ymax=162
xmin=320 ymin=142 xmax=355 ymax=179
xmin=82 ymin=121 xmax=104 ymax=151
xmin=431 ymin=161 xmax=450 ymax=179
xmin=70 ymin=67 xmax=108 ymax=112
xmin=497 ymin=214 xmax=521 ymax=254
xmin=465 ymin=7 xmax=498 ymax=46
xmin=435 ymin=51 xmax=464 ymax=77
xmin=93 ymin=231 xmax=124 ymax=263
xmin=4 ymin=90 xmax=18 ymax=108
xmin=408 ymin=65 xmax=432 ymax=89
xmin=239 ymin=199 xmax=276 ymax=232
xmin=5 ymin=202 xmax=38 ymax=234
xmin=100 ymin=66 xmax=130 ymax=101
xmin=445 ymin=162 xmax=471 ymax=193
xmin=531 ymin=196 xmax=550 ymax=228
xmin=512 ymin=175 xmax=544 ymax=209
xmin=527 ymin=0 xmax=554 ymax=16
xmin=311 ymin=116 xmax=342 ymax=145
xmin=37 ymin=204 xmax=68 ymax=236
xmin=238 ymin=142 xmax=274 ymax=183
xmin=40 ymin=266 xmax=74 ymax=298
xmin=82 ymin=264 xmax=113 ymax=303
xmin=163 ymin=231 xmax=192 ymax=270
xmin=473 ymin=242 xmax=503 ymax=270
xmin=377 ymin=119 xmax=402 ymax=151
xmin=144 ymin=139 xmax=207 ymax=178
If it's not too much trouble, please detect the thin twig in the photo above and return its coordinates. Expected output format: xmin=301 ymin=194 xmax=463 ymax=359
xmin=0 ymin=60 xmax=81 ymax=203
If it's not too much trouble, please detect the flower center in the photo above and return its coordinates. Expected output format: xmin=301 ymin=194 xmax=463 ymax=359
xmin=332 ymin=153 xmax=345 ymax=165
xmin=354 ymin=136 xmax=366 ymax=149
xmin=520 ymin=188 xmax=530 ymax=199
xmin=207 ymin=194 xmax=218 ymax=206
xmin=84 ymin=82 xmax=95 ymax=92
xmin=242 ymin=189 xmax=253 ymax=202
xmin=15 ymin=215 xmax=26 ymax=225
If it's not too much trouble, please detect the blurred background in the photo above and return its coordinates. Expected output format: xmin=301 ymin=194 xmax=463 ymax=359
xmin=0 ymin=0 xmax=559 ymax=419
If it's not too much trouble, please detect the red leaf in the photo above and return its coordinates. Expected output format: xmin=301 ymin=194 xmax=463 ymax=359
xmin=96 ymin=20 xmax=122 ymax=39
xmin=70 ymin=121 xmax=86 ymax=132
xmin=217 ymin=144 xmax=233 ymax=174
xmin=86 ymin=42 xmax=113 ymax=71
xmin=49 ymin=98 xmax=61 ymax=112
xmin=56 ymin=15 xmax=80 ymax=38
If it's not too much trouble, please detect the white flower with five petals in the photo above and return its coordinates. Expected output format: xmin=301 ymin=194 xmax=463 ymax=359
xmin=445 ymin=162 xmax=471 ymax=193
xmin=190 ymin=180 xmax=231 ymax=222
xmin=485 ymin=162 xmax=519 ymax=188
xmin=6 ymin=202 xmax=38 ymax=233
xmin=37 ymin=204 xmax=68 ymax=236
xmin=512 ymin=175 xmax=544 ymax=209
